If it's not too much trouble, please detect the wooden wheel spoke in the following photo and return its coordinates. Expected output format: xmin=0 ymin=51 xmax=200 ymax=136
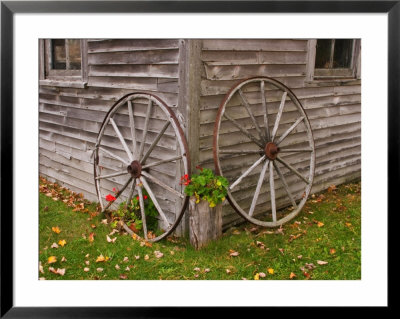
xmin=138 ymin=99 xmax=152 ymax=160
xmin=269 ymin=161 xmax=277 ymax=223
xmin=141 ymin=120 xmax=170 ymax=164
xmin=126 ymin=180 xmax=136 ymax=207
xmin=279 ymin=148 xmax=313 ymax=153
xmin=109 ymin=118 xmax=134 ymax=162
xmin=271 ymin=91 xmax=287 ymax=141
xmin=127 ymin=100 xmax=138 ymax=159
xmin=219 ymin=149 xmax=261 ymax=155
xmin=141 ymin=171 xmax=185 ymax=199
xmin=136 ymin=185 xmax=148 ymax=241
xmin=273 ymin=161 xmax=297 ymax=208
xmin=99 ymin=147 xmax=130 ymax=166
xmin=223 ymin=113 xmax=264 ymax=148
xmin=275 ymin=116 xmax=305 ymax=146
xmin=95 ymin=170 xmax=128 ymax=180
xmin=142 ymin=154 xmax=184 ymax=169
xmin=238 ymin=89 xmax=264 ymax=140
xmin=140 ymin=176 xmax=170 ymax=226
xmin=260 ymin=81 xmax=271 ymax=142
xmin=229 ymin=155 xmax=266 ymax=190
xmin=276 ymin=156 xmax=309 ymax=184
xmin=249 ymin=159 xmax=269 ymax=217
xmin=103 ymin=177 xmax=133 ymax=211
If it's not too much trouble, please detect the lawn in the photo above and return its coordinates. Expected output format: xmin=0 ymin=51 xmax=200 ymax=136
xmin=39 ymin=177 xmax=361 ymax=280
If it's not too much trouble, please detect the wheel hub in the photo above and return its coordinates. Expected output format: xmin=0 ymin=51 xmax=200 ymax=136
xmin=127 ymin=160 xmax=142 ymax=178
xmin=265 ymin=142 xmax=280 ymax=160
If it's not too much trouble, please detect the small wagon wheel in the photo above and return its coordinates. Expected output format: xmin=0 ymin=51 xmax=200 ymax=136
xmin=213 ymin=77 xmax=315 ymax=227
xmin=94 ymin=93 xmax=190 ymax=242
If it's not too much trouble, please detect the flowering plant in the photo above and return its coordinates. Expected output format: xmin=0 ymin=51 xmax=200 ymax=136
xmin=183 ymin=166 xmax=228 ymax=207
xmin=105 ymin=187 xmax=158 ymax=232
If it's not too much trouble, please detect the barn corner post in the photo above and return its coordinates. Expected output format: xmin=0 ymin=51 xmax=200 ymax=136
xmin=179 ymin=39 xmax=223 ymax=249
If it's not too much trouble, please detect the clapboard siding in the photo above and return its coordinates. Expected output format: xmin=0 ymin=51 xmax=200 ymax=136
xmin=197 ymin=39 xmax=361 ymax=228
xmin=40 ymin=38 xmax=361 ymax=234
xmin=39 ymin=39 xmax=182 ymax=219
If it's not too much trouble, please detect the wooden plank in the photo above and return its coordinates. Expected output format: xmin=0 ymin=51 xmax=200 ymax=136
xmin=89 ymin=64 xmax=179 ymax=78
xmin=202 ymin=39 xmax=308 ymax=51
xmin=87 ymin=39 xmax=180 ymax=53
xmin=204 ymin=64 xmax=306 ymax=81
xmin=88 ymin=49 xmax=179 ymax=65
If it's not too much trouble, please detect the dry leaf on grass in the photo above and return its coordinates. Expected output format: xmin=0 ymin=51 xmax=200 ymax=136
xmin=154 ymin=251 xmax=164 ymax=258
xmin=289 ymin=272 xmax=296 ymax=279
xmin=106 ymin=235 xmax=117 ymax=243
xmin=96 ymin=268 xmax=103 ymax=272
xmin=317 ymin=260 xmax=328 ymax=265
xmin=58 ymin=239 xmax=67 ymax=247
xmin=51 ymin=226 xmax=61 ymax=234
xmin=229 ymin=250 xmax=240 ymax=257
xmin=51 ymin=242 xmax=59 ymax=249
xmin=48 ymin=256 xmax=57 ymax=264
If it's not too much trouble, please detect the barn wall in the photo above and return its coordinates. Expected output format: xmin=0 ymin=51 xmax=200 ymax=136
xmin=39 ymin=39 xmax=189 ymax=234
xmin=196 ymin=39 xmax=361 ymax=229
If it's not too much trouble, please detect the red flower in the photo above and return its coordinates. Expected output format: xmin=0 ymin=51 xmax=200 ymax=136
xmin=144 ymin=195 xmax=148 ymax=200
xmin=195 ymin=165 xmax=203 ymax=171
xmin=136 ymin=196 xmax=139 ymax=200
xmin=105 ymin=194 xmax=116 ymax=202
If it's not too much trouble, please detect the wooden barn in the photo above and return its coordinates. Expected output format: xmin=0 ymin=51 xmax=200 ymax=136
xmin=39 ymin=39 xmax=361 ymax=237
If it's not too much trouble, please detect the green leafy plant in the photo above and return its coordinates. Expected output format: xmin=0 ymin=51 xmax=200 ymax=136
xmin=106 ymin=187 xmax=158 ymax=232
xmin=183 ymin=166 xmax=228 ymax=207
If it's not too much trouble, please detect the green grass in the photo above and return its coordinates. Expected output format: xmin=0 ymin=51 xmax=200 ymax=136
xmin=39 ymin=179 xmax=361 ymax=280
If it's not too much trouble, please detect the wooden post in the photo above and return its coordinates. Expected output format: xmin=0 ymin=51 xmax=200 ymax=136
xmin=189 ymin=197 xmax=222 ymax=250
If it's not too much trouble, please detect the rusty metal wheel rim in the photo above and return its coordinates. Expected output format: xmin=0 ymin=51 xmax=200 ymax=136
xmin=213 ymin=77 xmax=315 ymax=227
xmin=94 ymin=92 xmax=190 ymax=242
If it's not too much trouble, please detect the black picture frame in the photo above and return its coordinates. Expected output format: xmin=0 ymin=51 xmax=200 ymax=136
xmin=1 ymin=1 xmax=395 ymax=317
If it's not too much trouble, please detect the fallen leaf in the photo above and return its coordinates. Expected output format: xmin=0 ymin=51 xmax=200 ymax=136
xmin=204 ymin=268 xmax=210 ymax=273
xmin=194 ymin=267 xmax=201 ymax=272
xmin=39 ymin=277 xmax=46 ymax=280
xmin=48 ymin=256 xmax=57 ymax=264
xmin=170 ymin=251 xmax=175 ymax=255
xmin=345 ymin=222 xmax=352 ymax=227
xmin=56 ymin=268 xmax=66 ymax=276
xmin=317 ymin=221 xmax=324 ymax=227
xmin=58 ymin=239 xmax=67 ymax=247
xmin=115 ymin=264 xmax=120 ymax=270
xmin=51 ymin=242 xmax=59 ymax=249
xmin=289 ymin=272 xmax=296 ymax=279
xmin=154 ymin=251 xmax=164 ymax=259
xmin=125 ymin=266 xmax=130 ymax=271
xmin=88 ymin=233 xmax=95 ymax=243
xmin=106 ymin=235 xmax=117 ymax=243
xmin=297 ymin=255 xmax=303 ymax=259
xmin=144 ymin=254 xmax=149 ymax=260
xmin=91 ymin=224 xmax=96 ymax=229
xmin=51 ymin=226 xmax=61 ymax=234
xmin=123 ymin=257 xmax=129 ymax=263
xmin=119 ymin=274 xmax=128 ymax=279
xmin=85 ymin=254 xmax=90 ymax=258
xmin=259 ymin=272 xmax=266 ymax=278
xmin=305 ymin=263 xmax=316 ymax=270
xmin=96 ymin=254 xmax=109 ymax=262
xmin=267 ymin=268 xmax=274 ymax=274
xmin=61 ymin=256 xmax=67 ymax=262
xmin=303 ymin=271 xmax=311 ymax=279
xmin=194 ymin=274 xmax=199 ymax=278
xmin=232 ymin=229 xmax=241 ymax=235
xmin=317 ymin=260 xmax=328 ymax=265
xmin=329 ymin=248 xmax=336 ymax=255
xmin=278 ymin=248 xmax=284 ymax=255
xmin=85 ymin=260 xmax=90 ymax=266
xmin=327 ymin=184 xmax=337 ymax=192
xmin=254 ymin=273 xmax=260 ymax=280
xmin=135 ymin=256 xmax=140 ymax=260
xmin=96 ymin=268 xmax=103 ymax=272
xmin=101 ymin=219 xmax=108 ymax=224
xmin=109 ymin=229 xmax=119 ymax=236
xmin=226 ymin=269 xmax=231 ymax=274
xmin=229 ymin=250 xmax=240 ymax=257
xmin=39 ymin=263 xmax=44 ymax=274
xmin=48 ymin=267 xmax=57 ymax=274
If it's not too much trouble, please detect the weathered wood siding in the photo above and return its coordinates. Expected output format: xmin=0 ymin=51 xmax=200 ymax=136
xmin=39 ymin=39 xmax=188 ymax=233
xmin=196 ymin=39 xmax=361 ymax=229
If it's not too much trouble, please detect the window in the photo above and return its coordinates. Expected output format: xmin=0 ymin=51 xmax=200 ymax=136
xmin=307 ymin=39 xmax=361 ymax=82
xmin=39 ymin=39 xmax=88 ymax=88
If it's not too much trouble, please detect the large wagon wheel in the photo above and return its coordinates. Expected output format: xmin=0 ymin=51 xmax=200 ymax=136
xmin=213 ymin=77 xmax=315 ymax=227
xmin=94 ymin=93 xmax=190 ymax=242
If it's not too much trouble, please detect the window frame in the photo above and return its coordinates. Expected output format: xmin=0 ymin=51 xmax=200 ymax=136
xmin=39 ymin=39 xmax=88 ymax=88
xmin=306 ymin=39 xmax=361 ymax=83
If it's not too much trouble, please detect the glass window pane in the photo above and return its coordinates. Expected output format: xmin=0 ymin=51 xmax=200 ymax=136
xmin=52 ymin=39 xmax=66 ymax=69
xmin=68 ymin=39 xmax=81 ymax=70
xmin=315 ymin=39 xmax=332 ymax=69
xmin=333 ymin=39 xmax=353 ymax=68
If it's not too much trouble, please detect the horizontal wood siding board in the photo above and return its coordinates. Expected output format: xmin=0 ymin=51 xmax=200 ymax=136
xmin=202 ymin=39 xmax=308 ymax=51
xmin=89 ymin=64 xmax=179 ymax=78
xmin=204 ymin=64 xmax=306 ymax=81
xmin=88 ymin=49 xmax=179 ymax=65
xmin=87 ymin=39 xmax=180 ymax=53
xmin=202 ymin=50 xmax=308 ymax=65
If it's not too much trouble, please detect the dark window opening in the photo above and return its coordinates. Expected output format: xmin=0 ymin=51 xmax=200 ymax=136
xmin=51 ymin=39 xmax=81 ymax=70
